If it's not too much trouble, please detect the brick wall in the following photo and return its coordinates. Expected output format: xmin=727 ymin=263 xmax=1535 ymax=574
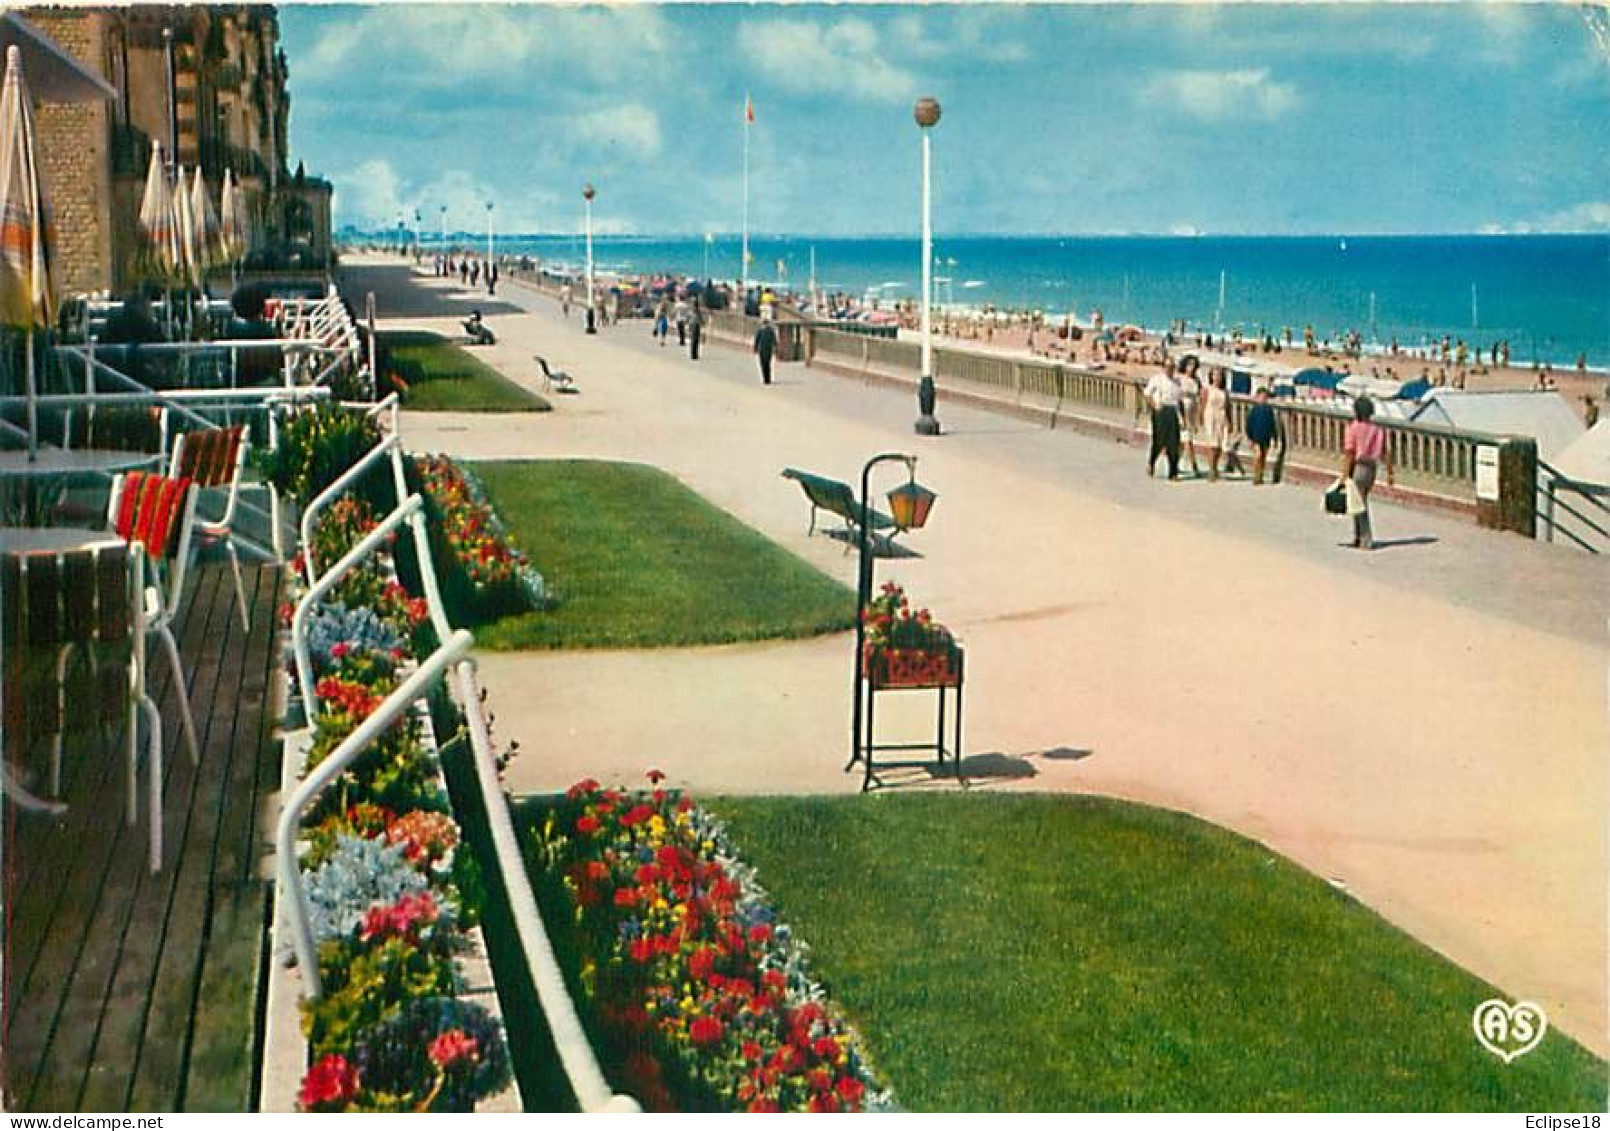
xmin=27 ymin=10 xmax=116 ymax=295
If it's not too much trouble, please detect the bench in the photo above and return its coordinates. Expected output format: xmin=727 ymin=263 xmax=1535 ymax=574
xmin=781 ymin=467 xmax=898 ymax=547
xmin=534 ymin=355 xmax=575 ymax=394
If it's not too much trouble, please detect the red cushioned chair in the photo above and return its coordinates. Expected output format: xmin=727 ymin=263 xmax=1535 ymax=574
xmin=107 ymin=471 xmax=201 ymax=774
xmin=168 ymin=424 xmax=251 ymax=631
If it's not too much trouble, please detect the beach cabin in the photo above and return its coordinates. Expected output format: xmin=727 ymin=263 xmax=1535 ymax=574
xmin=1409 ymin=390 xmax=1586 ymax=463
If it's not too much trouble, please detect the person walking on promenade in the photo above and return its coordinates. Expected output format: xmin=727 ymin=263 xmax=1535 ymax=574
xmin=674 ymin=294 xmax=690 ymax=346
xmin=459 ymin=259 xmax=468 ymax=285
xmin=488 ymin=261 xmax=499 ymax=295
xmin=1342 ymin=396 xmax=1394 ymax=550
xmin=653 ymin=296 xmax=670 ymax=346
xmin=1201 ymin=370 xmax=1231 ymax=481
xmin=1177 ymin=356 xmax=1203 ymax=477
xmin=561 ymin=282 xmax=572 ymax=318
xmin=1245 ymin=386 xmax=1282 ymax=485
xmin=688 ymin=300 xmax=704 ymax=361
xmin=753 ymin=316 xmax=778 ymax=385
xmin=1143 ymin=364 xmax=1183 ymax=479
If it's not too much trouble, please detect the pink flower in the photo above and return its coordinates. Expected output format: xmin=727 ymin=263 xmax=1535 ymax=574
xmin=428 ymin=1028 xmax=480 ymax=1071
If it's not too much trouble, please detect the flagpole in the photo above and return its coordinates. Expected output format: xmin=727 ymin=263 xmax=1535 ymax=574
xmin=741 ymin=92 xmax=750 ymax=293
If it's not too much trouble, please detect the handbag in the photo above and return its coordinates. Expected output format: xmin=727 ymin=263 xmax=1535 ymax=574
xmin=1323 ymin=479 xmax=1348 ymax=515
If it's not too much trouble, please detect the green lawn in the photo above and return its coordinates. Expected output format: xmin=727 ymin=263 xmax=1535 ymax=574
xmin=467 ymin=460 xmax=855 ymax=649
xmin=378 ymin=330 xmax=549 ymax=412
xmin=700 ymin=794 xmax=1604 ymax=1112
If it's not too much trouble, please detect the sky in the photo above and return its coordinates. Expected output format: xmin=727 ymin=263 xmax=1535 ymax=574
xmin=278 ymin=2 xmax=1610 ymax=237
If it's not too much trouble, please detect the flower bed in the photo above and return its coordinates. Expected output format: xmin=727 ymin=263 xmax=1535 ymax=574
xmin=530 ymin=774 xmax=893 ymax=1113
xmin=280 ymin=487 xmax=511 ymax=1112
xmin=411 ymin=454 xmax=549 ymax=623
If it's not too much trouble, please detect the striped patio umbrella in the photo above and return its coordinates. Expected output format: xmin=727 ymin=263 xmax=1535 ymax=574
xmin=219 ymin=168 xmax=249 ymax=265
xmin=189 ymin=166 xmax=226 ymax=273
xmin=173 ymin=163 xmax=198 ymax=288
xmin=136 ymin=138 xmax=179 ymax=282
xmin=0 ymin=44 xmax=56 ymax=457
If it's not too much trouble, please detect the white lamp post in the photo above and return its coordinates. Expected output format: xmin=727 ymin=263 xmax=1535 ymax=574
xmin=583 ymin=183 xmax=597 ymax=334
xmin=914 ymin=96 xmax=942 ymax=436
xmin=485 ymin=200 xmax=494 ymax=264
xmin=439 ymin=204 xmax=447 ymax=250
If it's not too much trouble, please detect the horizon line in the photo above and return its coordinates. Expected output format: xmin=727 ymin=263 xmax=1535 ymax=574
xmin=339 ymin=228 xmax=1610 ymax=241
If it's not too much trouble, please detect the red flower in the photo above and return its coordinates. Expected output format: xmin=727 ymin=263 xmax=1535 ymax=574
xmin=612 ymin=887 xmax=637 ymax=908
xmin=428 ymin=1028 xmax=480 ymax=1070
xmin=762 ymin=969 xmax=787 ymax=994
xmin=575 ymin=815 xmax=600 ymax=836
xmin=836 ymin=1075 xmax=865 ymax=1105
xmin=298 ymin=1054 xmax=360 ymax=1111
xmin=646 ymin=768 xmax=666 ymax=784
xmin=747 ymin=1099 xmax=780 ymax=1114
xmin=808 ymin=1067 xmax=833 ymax=1093
xmin=741 ymin=1041 xmax=763 ymax=1063
xmin=688 ymin=1016 xmax=724 ymax=1046
xmin=628 ymin=937 xmax=653 ymax=963
xmin=330 ymin=641 xmax=351 ymax=659
xmin=747 ymin=924 xmax=772 ymax=946
xmin=813 ymin=1036 xmax=840 ymax=1060
xmin=808 ymin=1093 xmax=841 ymax=1113
xmin=620 ymin=804 xmax=655 ymax=828
xmin=566 ymin=778 xmax=600 ymax=800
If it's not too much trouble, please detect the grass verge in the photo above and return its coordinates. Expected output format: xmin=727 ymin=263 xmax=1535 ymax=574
xmin=378 ymin=330 xmax=549 ymax=412
xmin=467 ymin=460 xmax=855 ymax=649
xmin=701 ymin=794 xmax=1605 ymax=1112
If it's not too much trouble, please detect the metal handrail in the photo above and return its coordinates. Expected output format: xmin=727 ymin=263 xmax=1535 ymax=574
xmin=276 ymin=627 xmax=474 ymax=995
xmin=299 ymin=433 xmax=403 ymax=583
xmin=452 ymin=657 xmax=639 ymax=1113
xmin=291 ymin=493 xmax=424 ymax=714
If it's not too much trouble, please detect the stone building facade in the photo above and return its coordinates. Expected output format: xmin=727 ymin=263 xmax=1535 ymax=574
xmin=22 ymin=5 xmax=332 ymax=296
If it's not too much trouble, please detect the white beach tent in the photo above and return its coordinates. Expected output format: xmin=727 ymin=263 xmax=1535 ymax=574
xmin=1549 ymin=420 xmax=1610 ymax=487
xmin=1410 ymin=389 xmax=1586 ymax=463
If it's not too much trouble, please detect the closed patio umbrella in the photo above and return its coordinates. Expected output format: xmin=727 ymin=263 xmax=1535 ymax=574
xmin=136 ymin=139 xmax=179 ymax=284
xmin=190 ymin=167 xmax=226 ymax=275
xmin=0 ymin=44 xmax=56 ymax=459
xmin=219 ymin=168 xmax=249 ymax=268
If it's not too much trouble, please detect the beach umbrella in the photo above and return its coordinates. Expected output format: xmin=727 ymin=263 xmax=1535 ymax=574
xmin=1293 ymin=367 xmax=1333 ymax=386
xmin=190 ymin=167 xmax=226 ymax=274
xmin=173 ymin=164 xmax=198 ymax=288
xmin=219 ymin=168 xmax=248 ymax=265
xmin=0 ymin=44 xmax=55 ymax=458
xmin=136 ymin=139 xmax=180 ymax=283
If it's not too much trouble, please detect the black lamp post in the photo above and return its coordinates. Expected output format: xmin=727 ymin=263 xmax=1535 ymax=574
xmin=848 ymin=452 xmax=938 ymax=773
xmin=914 ymin=96 xmax=942 ymax=436
xmin=583 ymin=183 xmax=597 ymax=334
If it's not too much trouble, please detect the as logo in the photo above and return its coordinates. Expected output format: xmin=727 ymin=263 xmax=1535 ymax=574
xmin=1472 ymin=998 xmax=1548 ymax=1063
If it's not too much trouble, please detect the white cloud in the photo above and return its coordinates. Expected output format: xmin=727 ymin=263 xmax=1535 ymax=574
xmin=1143 ymin=68 xmax=1300 ymax=122
xmin=737 ymin=17 xmax=915 ymax=103
xmin=305 ymin=5 xmax=671 ymax=84
xmin=332 ymin=159 xmax=406 ymax=229
xmin=1537 ymin=201 xmax=1610 ymax=232
xmin=572 ymin=104 xmax=663 ymax=160
xmin=331 ymin=159 xmax=554 ymax=232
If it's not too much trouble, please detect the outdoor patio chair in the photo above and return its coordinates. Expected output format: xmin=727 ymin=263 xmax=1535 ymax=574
xmin=108 ymin=471 xmax=201 ymax=773
xmin=168 ymin=424 xmax=251 ymax=631
xmin=2 ymin=542 xmax=160 ymax=869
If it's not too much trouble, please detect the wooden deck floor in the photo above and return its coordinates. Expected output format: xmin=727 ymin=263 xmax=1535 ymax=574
xmin=2 ymin=561 xmax=283 ymax=1112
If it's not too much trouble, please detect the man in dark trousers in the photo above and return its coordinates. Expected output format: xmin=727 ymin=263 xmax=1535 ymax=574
xmin=688 ymin=301 xmax=703 ymax=361
xmin=753 ymin=317 xmax=778 ymax=385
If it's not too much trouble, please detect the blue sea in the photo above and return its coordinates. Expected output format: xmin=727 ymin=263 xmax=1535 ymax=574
xmin=485 ymin=233 xmax=1610 ymax=369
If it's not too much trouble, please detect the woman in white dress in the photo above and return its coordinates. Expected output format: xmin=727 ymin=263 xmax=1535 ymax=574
xmin=1202 ymin=370 xmax=1231 ymax=481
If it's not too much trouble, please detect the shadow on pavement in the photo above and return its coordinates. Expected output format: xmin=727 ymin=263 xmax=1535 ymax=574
xmin=336 ymin=263 xmax=528 ymax=319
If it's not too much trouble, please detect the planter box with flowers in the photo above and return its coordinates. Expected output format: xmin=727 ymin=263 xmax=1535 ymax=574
xmin=263 ymin=475 xmax=518 ymax=1112
xmin=861 ymin=581 xmax=960 ymax=689
xmin=528 ymin=774 xmax=895 ymax=1113
xmin=410 ymin=455 xmax=550 ymax=624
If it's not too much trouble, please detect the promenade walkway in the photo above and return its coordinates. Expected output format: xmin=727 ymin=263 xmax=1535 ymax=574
xmin=344 ymin=254 xmax=1607 ymax=1054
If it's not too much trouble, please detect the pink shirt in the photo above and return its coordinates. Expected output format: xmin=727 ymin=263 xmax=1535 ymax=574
xmin=1344 ymin=420 xmax=1387 ymax=462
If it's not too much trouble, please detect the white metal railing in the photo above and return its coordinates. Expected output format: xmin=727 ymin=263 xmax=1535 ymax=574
xmin=275 ymin=625 xmax=475 ymax=994
xmin=299 ymin=433 xmax=402 ymax=581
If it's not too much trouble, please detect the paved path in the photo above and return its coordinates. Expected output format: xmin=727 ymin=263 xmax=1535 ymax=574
xmin=343 ymin=254 xmax=1608 ymax=1054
